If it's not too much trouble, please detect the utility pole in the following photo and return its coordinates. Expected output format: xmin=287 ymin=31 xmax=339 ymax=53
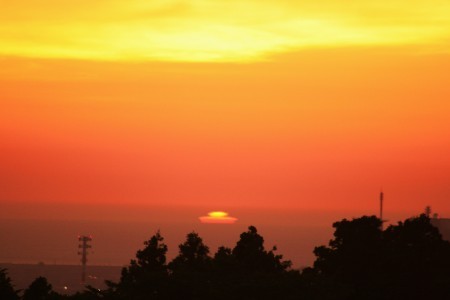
xmin=78 ymin=235 xmax=92 ymax=284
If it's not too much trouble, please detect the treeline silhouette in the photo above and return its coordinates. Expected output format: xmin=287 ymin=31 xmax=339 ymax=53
xmin=2 ymin=214 xmax=450 ymax=299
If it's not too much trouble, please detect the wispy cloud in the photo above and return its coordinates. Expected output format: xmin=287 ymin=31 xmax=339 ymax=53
xmin=1 ymin=0 xmax=449 ymax=62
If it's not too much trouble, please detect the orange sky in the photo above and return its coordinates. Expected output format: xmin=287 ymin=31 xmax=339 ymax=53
xmin=1 ymin=1 xmax=450 ymax=266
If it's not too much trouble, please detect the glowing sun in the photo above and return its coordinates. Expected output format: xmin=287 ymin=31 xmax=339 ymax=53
xmin=199 ymin=211 xmax=238 ymax=224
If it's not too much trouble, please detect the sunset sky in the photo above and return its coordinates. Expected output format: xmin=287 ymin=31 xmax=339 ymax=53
xmin=1 ymin=0 xmax=450 ymax=267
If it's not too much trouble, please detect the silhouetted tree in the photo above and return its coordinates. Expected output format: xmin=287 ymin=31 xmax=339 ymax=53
xmin=133 ymin=230 xmax=168 ymax=271
xmin=169 ymin=232 xmax=211 ymax=272
xmin=382 ymin=214 xmax=450 ymax=299
xmin=23 ymin=277 xmax=57 ymax=300
xmin=313 ymin=216 xmax=383 ymax=281
xmin=0 ymin=268 xmax=19 ymax=300
xmin=22 ymin=216 xmax=450 ymax=300
xmin=167 ymin=232 xmax=212 ymax=299
xmin=311 ymin=214 xmax=450 ymax=300
xmin=212 ymin=226 xmax=293 ymax=300
xmin=107 ymin=231 xmax=169 ymax=300
xmin=50 ymin=217 xmax=450 ymax=300
xmin=232 ymin=226 xmax=291 ymax=273
xmin=213 ymin=246 xmax=235 ymax=271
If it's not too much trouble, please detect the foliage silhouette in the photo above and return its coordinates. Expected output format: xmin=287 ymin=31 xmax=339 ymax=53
xmin=7 ymin=215 xmax=450 ymax=300
xmin=106 ymin=231 xmax=169 ymax=299
xmin=232 ymin=226 xmax=292 ymax=274
xmin=23 ymin=277 xmax=57 ymax=300
xmin=213 ymin=246 xmax=236 ymax=271
xmin=313 ymin=216 xmax=383 ymax=282
xmin=381 ymin=214 xmax=450 ymax=299
xmin=167 ymin=232 xmax=215 ymax=299
xmin=311 ymin=214 xmax=450 ymax=300
xmin=0 ymin=268 xmax=19 ymax=300
xmin=169 ymin=232 xmax=211 ymax=272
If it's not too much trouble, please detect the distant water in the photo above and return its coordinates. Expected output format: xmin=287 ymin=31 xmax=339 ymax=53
xmin=0 ymin=263 xmax=122 ymax=294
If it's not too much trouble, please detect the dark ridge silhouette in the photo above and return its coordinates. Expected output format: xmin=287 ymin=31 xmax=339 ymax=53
xmin=6 ymin=215 xmax=450 ymax=299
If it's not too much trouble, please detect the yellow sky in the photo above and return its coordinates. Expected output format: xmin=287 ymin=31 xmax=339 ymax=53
xmin=1 ymin=0 xmax=450 ymax=62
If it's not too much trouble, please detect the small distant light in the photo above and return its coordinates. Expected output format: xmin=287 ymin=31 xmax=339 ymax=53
xmin=64 ymin=286 xmax=68 ymax=290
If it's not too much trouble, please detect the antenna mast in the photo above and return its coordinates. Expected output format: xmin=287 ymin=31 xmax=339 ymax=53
xmin=380 ymin=191 xmax=384 ymax=230
xmin=78 ymin=235 xmax=92 ymax=284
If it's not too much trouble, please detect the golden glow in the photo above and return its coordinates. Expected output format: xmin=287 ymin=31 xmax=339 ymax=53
xmin=199 ymin=211 xmax=238 ymax=224
xmin=1 ymin=1 xmax=450 ymax=62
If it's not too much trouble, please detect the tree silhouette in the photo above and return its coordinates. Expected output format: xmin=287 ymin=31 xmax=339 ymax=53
xmin=215 ymin=226 xmax=294 ymax=300
xmin=313 ymin=216 xmax=383 ymax=281
xmin=0 ymin=269 xmax=19 ymax=300
xmin=167 ymin=232 xmax=212 ymax=299
xmin=16 ymin=216 xmax=450 ymax=300
xmin=232 ymin=226 xmax=291 ymax=273
xmin=23 ymin=277 xmax=56 ymax=300
xmin=382 ymin=214 xmax=450 ymax=299
xmin=169 ymin=232 xmax=211 ymax=272
xmin=213 ymin=246 xmax=236 ymax=271
xmin=133 ymin=230 xmax=168 ymax=272
xmin=108 ymin=231 xmax=169 ymax=300
xmin=311 ymin=214 xmax=450 ymax=300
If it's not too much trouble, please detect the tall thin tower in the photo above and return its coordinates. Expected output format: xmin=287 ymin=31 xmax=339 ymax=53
xmin=380 ymin=191 xmax=384 ymax=230
xmin=78 ymin=235 xmax=92 ymax=284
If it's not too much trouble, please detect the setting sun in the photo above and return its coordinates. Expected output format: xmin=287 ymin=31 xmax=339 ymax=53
xmin=199 ymin=211 xmax=238 ymax=224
